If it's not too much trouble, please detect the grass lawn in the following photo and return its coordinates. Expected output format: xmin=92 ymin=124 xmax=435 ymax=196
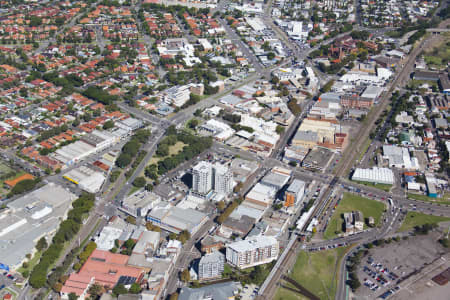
xmin=324 ymin=193 xmax=385 ymax=240
xmin=0 ymin=161 xmax=13 ymax=176
xmin=353 ymin=180 xmax=392 ymax=192
xmin=127 ymin=185 xmax=141 ymax=196
xmin=148 ymin=141 xmax=186 ymax=166
xmin=357 ymin=138 xmax=372 ymax=163
xmin=17 ymin=250 xmax=42 ymax=276
xmin=398 ymin=212 xmax=450 ymax=232
xmin=407 ymin=193 xmax=450 ymax=205
xmin=274 ymin=286 xmax=308 ymax=300
xmin=276 ymin=247 xmax=350 ymax=300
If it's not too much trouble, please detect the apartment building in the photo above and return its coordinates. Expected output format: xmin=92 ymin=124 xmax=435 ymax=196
xmin=198 ymin=251 xmax=225 ymax=281
xmin=192 ymin=161 xmax=233 ymax=196
xmin=226 ymin=236 xmax=279 ymax=269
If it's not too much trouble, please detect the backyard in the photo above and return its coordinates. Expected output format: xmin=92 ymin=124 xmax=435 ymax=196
xmin=324 ymin=193 xmax=386 ymax=240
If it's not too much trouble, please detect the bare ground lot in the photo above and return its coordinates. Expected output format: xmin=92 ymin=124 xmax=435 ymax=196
xmin=352 ymin=227 xmax=450 ymax=300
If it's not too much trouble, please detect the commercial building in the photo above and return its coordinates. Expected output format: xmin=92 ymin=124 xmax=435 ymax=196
xmin=220 ymin=215 xmax=256 ymax=238
xmin=132 ymin=231 xmax=160 ymax=256
xmin=230 ymin=158 xmax=259 ymax=183
xmin=94 ymin=225 xmax=123 ymax=251
xmin=63 ymin=166 xmax=106 ymax=193
xmin=244 ymin=183 xmax=277 ymax=210
xmin=260 ymin=167 xmax=291 ymax=190
xmin=226 ymin=236 xmax=279 ymax=269
xmin=340 ymin=93 xmax=374 ymax=109
xmin=179 ymin=281 xmax=240 ymax=300
xmin=115 ymin=117 xmax=143 ymax=132
xmin=199 ymin=119 xmax=235 ymax=141
xmin=302 ymin=147 xmax=334 ymax=172
xmin=201 ymin=235 xmax=225 ymax=254
xmin=382 ymin=145 xmax=419 ymax=170
xmin=352 ymin=167 xmax=395 ymax=185
xmin=61 ymin=250 xmax=144 ymax=298
xmin=284 ymin=179 xmax=306 ymax=207
xmin=54 ymin=130 xmax=119 ymax=166
xmin=147 ymin=205 xmax=208 ymax=234
xmin=0 ymin=183 xmax=77 ymax=270
xmin=198 ymin=251 xmax=225 ymax=281
xmin=120 ymin=190 xmax=161 ymax=218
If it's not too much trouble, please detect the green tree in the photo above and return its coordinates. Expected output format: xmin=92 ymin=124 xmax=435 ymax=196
xmin=36 ymin=237 xmax=48 ymax=251
xmin=68 ymin=293 xmax=78 ymax=300
xmin=188 ymin=119 xmax=199 ymax=129
xmin=276 ymin=125 xmax=285 ymax=134
xmin=103 ymin=120 xmax=114 ymax=130
xmin=116 ymin=154 xmax=132 ymax=168
xmin=112 ymin=284 xmax=128 ymax=296
xmin=133 ymin=177 xmax=146 ymax=188
xmin=88 ymin=283 xmax=103 ymax=298
xmin=129 ymin=283 xmax=142 ymax=294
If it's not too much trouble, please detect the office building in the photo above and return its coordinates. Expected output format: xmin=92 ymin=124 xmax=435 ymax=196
xmin=226 ymin=236 xmax=279 ymax=269
xmin=198 ymin=251 xmax=225 ymax=281
xmin=284 ymin=179 xmax=306 ymax=207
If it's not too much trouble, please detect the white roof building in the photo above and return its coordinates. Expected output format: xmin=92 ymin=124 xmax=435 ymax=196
xmin=352 ymin=167 xmax=395 ymax=185
xmin=383 ymin=145 xmax=419 ymax=170
xmin=0 ymin=183 xmax=77 ymax=269
xmin=199 ymin=119 xmax=235 ymax=141
xmin=63 ymin=166 xmax=106 ymax=193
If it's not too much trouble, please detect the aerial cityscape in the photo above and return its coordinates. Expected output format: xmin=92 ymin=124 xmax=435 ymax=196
xmin=0 ymin=0 xmax=449 ymax=299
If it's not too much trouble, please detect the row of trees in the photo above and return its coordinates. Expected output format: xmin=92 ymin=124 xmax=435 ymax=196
xmin=29 ymin=193 xmax=95 ymax=288
xmin=115 ymin=129 xmax=151 ymax=168
xmin=73 ymin=241 xmax=97 ymax=271
xmin=217 ymin=198 xmax=242 ymax=224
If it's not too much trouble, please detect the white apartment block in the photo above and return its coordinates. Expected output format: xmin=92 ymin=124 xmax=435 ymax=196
xmin=193 ymin=161 xmax=213 ymax=195
xmin=192 ymin=161 xmax=233 ymax=196
xmin=213 ymin=162 xmax=233 ymax=195
xmin=226 ymin=236 xmax=279 ymax=269
xmin=198 ymin=251 xmax=225 ymax=280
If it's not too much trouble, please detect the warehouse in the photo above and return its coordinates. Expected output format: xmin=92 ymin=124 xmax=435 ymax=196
xmin=352 ymin=167 xmax=395 ymax=185
xmin=115 ymin=117 xmax=143 ymax=132
xmin=0 ymin=183 xmax=77 ymax=270
xmin=63 ymin=166 xmax=106 ymax=193
xmin=244 ymin=183 xmax=277 ymax=210
xmin=302 ymin=147 xmax=334 ymax=172
xmin=147 ymin=205 xmax=208 ymax=235
xmin=260 ymin=169 xmax=291 ymax=190
xmin=199 ymin=119 xmax=235 ymax=141
xmin=382 ymin=145 xmax=419 ymax=170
